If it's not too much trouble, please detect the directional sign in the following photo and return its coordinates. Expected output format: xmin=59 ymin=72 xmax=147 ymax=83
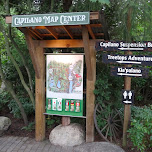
xmin=122 ymin=90 xmax=134 ymax=104
xmin=95 ymin=41 xmax=152 ymax=52
xmin=102 ymin=54 xmax=152 ymax=66
xmin=111 ymin=67 xmax=149 ymax=78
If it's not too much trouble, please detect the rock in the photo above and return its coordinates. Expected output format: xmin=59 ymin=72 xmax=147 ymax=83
xmin=0 ymin=117 xmax=11 ymax=136
xmin=1 ymin=82 xmax=6 ymax=90
xmin=49 ymin=123 xmax=85 ymax=147
xmin=74 ymin=142 xmax=125 ymax=152
xmin=0 ymin=82 xmax=5 ymax=92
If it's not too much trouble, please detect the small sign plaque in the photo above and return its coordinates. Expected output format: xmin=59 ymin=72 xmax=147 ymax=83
xmin=122 ymin=90 xmax=134 ymax=104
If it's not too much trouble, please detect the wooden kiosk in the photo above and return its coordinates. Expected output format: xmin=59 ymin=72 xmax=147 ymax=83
xmin=6 ymin=11 xmax=108 ymax=142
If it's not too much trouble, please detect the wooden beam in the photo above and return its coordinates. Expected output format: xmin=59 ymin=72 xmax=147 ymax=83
xmin=5 ymin=16 xmax=12 ymax=24
xmin=27 ymin=28 xmax=43 ymax=40
xmin=90 ymin=24 xmax=102 ymax=27
xmin=35 ymin=46 xmax=46 ymax=141
xmin=62 ymin=26 xmax=74 ymax=39
xmin=35 ymin=26 xmax=46 ymax=29
xmin=90 ymin=12 xmax=99 ymax=20
xmin=40 ymin=33 xmax=104 ymax=37
xmin=30 ymin=27 xmax=44 ymax=39
xmin=86 ymin=46 xmax=96 ymax=142
xmin=86 ymin=25 xmax=95 ymax=39
xmin=40 ymin=39 xmax=83 ymax=48
xmin=95 ymin=33 xmax=104 ymax=36
xmin=38 ymin=39 xmax=103 ymax=48
xmin=24 ymin=30 xmax=41 ymax=78
xmin=82 ymin=25 xmax=93 ymax=81
xmin=45 ymin=27 xmax=58 ymax=40
xmin=20 ymin=27 xmax=38 ymax=40
xmin=35 ymin=24 xmax=102 ymax=29
xmin=5 ymin=12 xmax=99 ymax=24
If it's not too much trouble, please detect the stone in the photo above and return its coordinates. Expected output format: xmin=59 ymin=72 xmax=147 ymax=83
xmin=0 ymin=116 xmax=11 ymax=136
xmin=74 ymin=142 xmax=125 ymax=152
xmin=1 ymin=82 xmax=6 ymax=90
xmin=0 ymin=82 xmax=6 ymax=92
xmin=49 ymin=123 xmax=85 ymax=147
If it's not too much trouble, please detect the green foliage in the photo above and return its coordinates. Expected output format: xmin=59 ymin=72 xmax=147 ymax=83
xmin=7 ymin=96 xmax=34 ymax=118
xmin=90 ymin=0 xmax=110 ymax=5
xmin=94 ymin=54 xmax=124 ymax=138
xmin=71 ymin=117 xmax=85 ymax=126
xmin=131 ymin=73 xmax=152 ymax=105
xmin=22 ymin=122 xmax=35 ymax=131
xmin=46 ymin=116 xmax=61 ymax=128
xmin=94 ymin=54 xmax=123 ymax=108
xmin=108 ymin=0 xmax=152 ymax=41
xmin=0 ymin=91 xmax=11 ymax=111
xmin=70 ymin=0 xmax=104 ymax=12
xmin=128 ymin=105 xmax=152 ymax=152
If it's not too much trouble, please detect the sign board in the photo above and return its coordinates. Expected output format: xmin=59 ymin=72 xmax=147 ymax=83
xmin=12 ymin=12 xmax=90 ymax=27
xmin=102 ymin=54 xmax=152 ymax=66
xmin=111 ymin=66 xmax=149 ymax=78
xmin=46 ymin=54 xmax=84 ymax=117
xmin=122 ymin=90 xmax=134 ymax=104
xmin=95 ymin=41 xmax=152 ymax=51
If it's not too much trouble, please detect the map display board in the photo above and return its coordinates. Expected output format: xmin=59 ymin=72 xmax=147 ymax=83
xmin=46 ymin=54 xmax=84 ymax=117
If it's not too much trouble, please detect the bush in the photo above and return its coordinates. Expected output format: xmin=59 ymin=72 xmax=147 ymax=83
xmin=8 ymin=96 xmax=34 ymax=118
xmin=128 ymin=105 xmax=152 ymax=152
xmin=46 ymin=116 xmax=61 ymax=128
xmin=94 ymin=59 xmax=123 ymax=110
xmin=22 ymin=122 xmax=35 ymax=131
xmin=0 ymin=91 xmax=11 ymax=111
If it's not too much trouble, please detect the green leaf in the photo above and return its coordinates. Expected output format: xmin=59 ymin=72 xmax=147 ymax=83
xmin=90 ymin=0 xmax=110 ymax=5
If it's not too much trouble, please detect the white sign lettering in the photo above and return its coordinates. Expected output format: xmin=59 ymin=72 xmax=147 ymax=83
xmin=12 ymin=12 xmax=90 ymax=27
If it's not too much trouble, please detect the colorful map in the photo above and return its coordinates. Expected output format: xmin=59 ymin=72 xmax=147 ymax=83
xmin=46 ymin=55 xmax=83 ymax=100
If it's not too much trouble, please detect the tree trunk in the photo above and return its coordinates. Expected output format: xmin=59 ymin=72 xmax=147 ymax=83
xmin=8 ymin=26 xmax=34 ymax=94
xmin=51 ymin=0 xmax=54 ymax=12
xmin=63 ymin=0 xmax=72 ymax=12
xmin=0 ymin=23 xmax=35 ymax=107
xmin=0 ymin=56 xmax=28 ymax=126
xmin=4 ymin=0 xmax=35 ymax=106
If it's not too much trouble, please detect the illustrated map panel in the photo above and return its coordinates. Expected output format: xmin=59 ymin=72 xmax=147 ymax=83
xmin=46 ymin=55 xmax=83 ymax=100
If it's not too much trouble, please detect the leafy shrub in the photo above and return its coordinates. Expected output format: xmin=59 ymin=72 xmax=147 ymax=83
xmin=0 ymin=91 xmax=11 ymax=111
xmin=128 ymin=105 xmax=152 ymax=152
xmin=46 ymin=116 xmax=61 ymax=128
xmin=8 ymin=97 xmax=34 ymax=118
xmin=22 ymin=122 xmax=35 ymax=131
xmin=94 ymin=58 xmax=123 ymax=111
xmin=94 ymin=58 xmax=124 ymax=140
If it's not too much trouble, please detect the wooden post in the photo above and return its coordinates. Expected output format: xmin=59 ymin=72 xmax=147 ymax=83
xmin=25 ymin=32 xmax=46 ymax=141
xmin=122 ymin=77 xmax=131 ymax=146
xmin=82 ymin=26 xmax=96 ymax=142
xmin=123 ymin=52 xmax=132 ymax=146
xmin=86 ymin=46 xmax=96 ymax=142
xmin=82 ymin=26 xmax=93 ymax=81
xmin=62 ymin=116 xmax=70 ymax=126
xmin=122 ymin=7 xmax=132 ymax=147
xmin=35 ymin=46 xmax=46 ymax=141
